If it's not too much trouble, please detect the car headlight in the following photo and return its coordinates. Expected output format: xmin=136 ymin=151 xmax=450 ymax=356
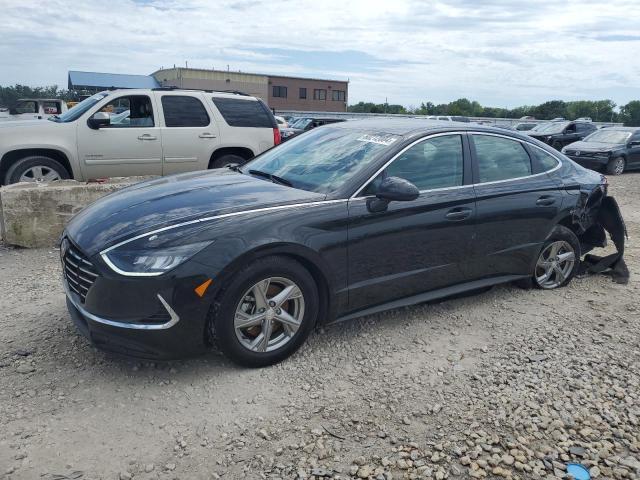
xmin=101 ymin=226 xmax=212 ymax=276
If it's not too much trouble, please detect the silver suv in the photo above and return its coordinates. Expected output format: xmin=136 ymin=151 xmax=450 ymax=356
xmin=0 ymin=88 xmax=281 ymax=184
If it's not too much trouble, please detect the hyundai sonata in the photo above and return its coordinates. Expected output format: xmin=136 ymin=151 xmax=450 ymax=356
xmin=61 ymin=119 xmax=625 ymax=366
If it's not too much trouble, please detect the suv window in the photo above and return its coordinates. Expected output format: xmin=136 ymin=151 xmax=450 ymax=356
xmin=474 ymin=135 xmax=532 ymax=182
xmin=161 ymin=96 xmax=209 ymax=127
xmin=576 ymin=123 xmax=591 ymax=132
xmin=365 ymin=135 xmax=464 ymax=194
xmin=15 ymin=101 xmax=38 ymax=114
xmin=100 ymin=95 xmax=154 ymax=127
xmin=212 ymin=98 xmax=274 ymax=128
xmin=529 ymin=146 xmax=559 ymax=174
xmin=42 ymin=101 xmax=61 ymax=115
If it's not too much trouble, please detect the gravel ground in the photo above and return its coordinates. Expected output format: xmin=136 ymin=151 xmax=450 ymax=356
xmin=1 ymin=174 xmax=639 ymax=480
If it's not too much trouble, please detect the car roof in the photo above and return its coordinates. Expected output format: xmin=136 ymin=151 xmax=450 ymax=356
xmin=599 ymin=126 xmax=639 ymax=132
xmin=97 ymin=88 xmax=261 ymax=101
xmin=328 ymin=117 xmax=532 ymax=139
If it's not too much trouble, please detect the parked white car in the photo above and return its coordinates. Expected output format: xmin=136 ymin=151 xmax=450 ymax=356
xmin=0 ymin=88 xmax=281 ymax=184
xmin=0 ymin=98 xmax=68 ymax=122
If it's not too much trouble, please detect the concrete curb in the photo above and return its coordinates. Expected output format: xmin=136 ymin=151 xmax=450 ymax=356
xmin=0 ymin=177 xmax=155 ymax=248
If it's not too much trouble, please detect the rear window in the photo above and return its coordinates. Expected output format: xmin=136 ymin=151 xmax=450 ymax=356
xmin=161 ymin=96 xmax=210 ymax=127
xmin=212 ymin=98 xmax=275 ymax=128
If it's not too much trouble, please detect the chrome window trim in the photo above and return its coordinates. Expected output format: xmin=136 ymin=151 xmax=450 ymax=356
xmin=351 ymin=130 xmax=563 ymax=199
xmin=65 ymin=282 xmax=180 ymax=330
xmin=99 ymin=199 xmax=348 ymax=276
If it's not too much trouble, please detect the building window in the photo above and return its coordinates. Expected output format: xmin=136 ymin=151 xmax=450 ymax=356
xmin=272 ymin=86 xmax=287 ymax=98
xmin=313 ymin=89 xmax=327 ymax=100
xmin=299 ymin=88 xmax=307 ymax=99
xmin=332 ymin=90 xmax=345 ymax=101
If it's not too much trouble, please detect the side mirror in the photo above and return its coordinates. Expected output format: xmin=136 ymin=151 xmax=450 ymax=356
xmin=87 ymin=111 xmax=111 ymax=129
xmin=367 ymin=177 xmax=419 ymax=213
xmin=629 ymin=140 xmax=640 ymax=147
xmin=376 ymin=176 xmax=420 ymax=202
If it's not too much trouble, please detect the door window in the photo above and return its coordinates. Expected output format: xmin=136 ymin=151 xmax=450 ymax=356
xmin=99 ymin=95 xmax=154 ymax=127
xmin=15 ymin=101 xmax=37 ymax=114
xmin=364 ymin=135 xmax=464 ymax=194
xmin=212 ymin=97 xmax=273 ymax=127
xmin=529 ymin=147 xmax=559 ymax=173
xmin=161 ymin=96 xmax=210 ymax=127
xmin=473 ymin=135 xmax=532 ymax=182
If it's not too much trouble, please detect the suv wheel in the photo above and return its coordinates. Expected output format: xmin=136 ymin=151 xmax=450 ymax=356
xmin=210 ymin=153 xmax=247 ymax=169
xmin=606 ymin=156 xmax=625 ymax=176
xmin=532 ymin=226 xmax=580 ymax=290
xmin=5 ymin=155 xmax=70 ymax=184
xmin=210 ymin=256 xmax=319 ymax=367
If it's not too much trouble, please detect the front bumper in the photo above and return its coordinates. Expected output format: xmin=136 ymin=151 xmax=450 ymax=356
xmin=61 ymin=240 xmax=214 ymax=359
xmin=566 ymin=154 xmax=609 ymax=170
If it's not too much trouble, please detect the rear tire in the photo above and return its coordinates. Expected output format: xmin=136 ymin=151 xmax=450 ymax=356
xmin=551 ymin=140 xmax=563 ymax=150
xmin=209 ymin=153 xmax=248 ymax=169
xmin=211 ymin=256 xmax=319 ymax=367
xmin=605 ymin=156 xmax=625 ymax=175
xmin=5 ymin=155 xmax=70 ymax=184
xmin=532 ymin=226 xmax=580 ymax=290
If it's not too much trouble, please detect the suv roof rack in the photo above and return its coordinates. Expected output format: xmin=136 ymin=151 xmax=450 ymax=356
xmin=151 ymin=86 xmax=250 ymax=96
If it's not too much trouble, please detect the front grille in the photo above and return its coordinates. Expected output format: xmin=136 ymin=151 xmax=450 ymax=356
xmin=62 ymin=240 xmax=99 ymax=303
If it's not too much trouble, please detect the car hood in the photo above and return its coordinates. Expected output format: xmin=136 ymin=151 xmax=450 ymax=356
xmin=564 ymin=140 xmax=622 ymax=152
xmin=0 ymin=119 xmax=58 ymax=129
xmin=66 ymin=169 xmax=325 ymax=255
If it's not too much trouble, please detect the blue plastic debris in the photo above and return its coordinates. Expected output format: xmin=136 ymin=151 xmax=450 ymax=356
xmin=566 ymin=463 xmax=590 ymax=480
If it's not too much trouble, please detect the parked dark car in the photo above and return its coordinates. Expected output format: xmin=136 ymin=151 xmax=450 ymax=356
xmin=280 ymin=117 xmax=345 ymax=141
xmin=61 ymin=119 xmax=624 ymax=366
xmin=562 ymin=127 xmax=640 ymax=175
xmin=528 ymin=120 xmax=597 ymax=150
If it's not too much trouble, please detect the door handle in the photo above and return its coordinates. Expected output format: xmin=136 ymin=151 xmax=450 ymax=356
xmin=198 ymin=133 xmax=217 ymax=139
xmin=137 ymin=134 xmax=157 ymax=141
xmin=445 ymin=208 xmax=472 ymax=221
xmin=536 ymin=196 xmax=556 ymax=206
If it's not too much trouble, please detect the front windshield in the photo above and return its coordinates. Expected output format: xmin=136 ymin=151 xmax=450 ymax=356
xmin=290 ymin=118 xmax=311 ymax=129
xmin=583 ymin=129 xmax=632 ymax=144
xmin=49 ymin=93 xmax=109 ymax=123
xmin=242 ymin=127 xmax=402 ymax=194
xmin=533 ymin=122 xmax=569 ymax=134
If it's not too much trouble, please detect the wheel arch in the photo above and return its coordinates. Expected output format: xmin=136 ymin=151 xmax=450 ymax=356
xmin=208 ymin=146 xmax=255 ymax=168
xmin=211 ymin=242 xmax=335 ymax=326
xmin=1 ymin=148 xmax=75 ymax=185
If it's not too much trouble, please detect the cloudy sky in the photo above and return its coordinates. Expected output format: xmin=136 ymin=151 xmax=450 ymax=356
xmin=2 ymin=0 xmax=640 ymax=108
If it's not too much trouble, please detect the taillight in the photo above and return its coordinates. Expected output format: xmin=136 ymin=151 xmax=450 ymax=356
xmin=273 ymin=127 xmax=281 ymax=146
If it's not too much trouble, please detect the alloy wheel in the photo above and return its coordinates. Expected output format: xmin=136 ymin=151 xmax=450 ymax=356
xmin=234 ymin=276 xmax=305 ymax=353
xmin=613 ymin=158 xmax=625 ymax=175
xmin=19 ymin=166 xmax=62 ymax=183
xmin=535 ymin=240 xmax=576 ymax=289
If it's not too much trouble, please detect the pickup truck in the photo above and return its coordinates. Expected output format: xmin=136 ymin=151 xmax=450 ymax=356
xmin=0 ymin=98 xmax=68 ymax=122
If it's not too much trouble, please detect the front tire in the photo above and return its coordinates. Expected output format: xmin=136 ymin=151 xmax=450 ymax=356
xmin=211 ymin=256 xmax=319 ymax=367
xmin=532 ymin=226 xmax=580 ymax=289
xmin=209 ymin=153 xmax=248 ymax=169
xmin=5 ymin=155 xmax=70 ymax=184
xmin=605 ymin=156 xmax=625 ymax=175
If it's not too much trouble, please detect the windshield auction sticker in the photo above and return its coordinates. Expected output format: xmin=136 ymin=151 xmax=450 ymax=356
xmin=356 ymin=133 xmax=400 ymax=146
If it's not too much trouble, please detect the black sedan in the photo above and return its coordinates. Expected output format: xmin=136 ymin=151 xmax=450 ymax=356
xmin=562 ymin=127 xmax=640 ymax=175
xmin=61 ymin=119 xmax=625 ymax=366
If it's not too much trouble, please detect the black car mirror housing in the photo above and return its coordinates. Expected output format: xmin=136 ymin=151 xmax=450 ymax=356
xmin=629 ymin=140 xmax=640 ymax=147
xmin=376 ymin=176 xmax=420 ymax=202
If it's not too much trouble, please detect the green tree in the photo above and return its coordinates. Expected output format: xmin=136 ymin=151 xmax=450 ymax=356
xmin=620 ymin=101 xmax=640 ymax=126
xmin=0 ymin=84 xmax=72 ymax=108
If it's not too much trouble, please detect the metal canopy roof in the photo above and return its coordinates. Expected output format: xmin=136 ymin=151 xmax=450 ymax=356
xmin=68 ymin=71 xmax=160 ymax=90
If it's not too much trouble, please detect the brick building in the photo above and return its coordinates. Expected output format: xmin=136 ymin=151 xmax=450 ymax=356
xmin=151 ymin=67 xmax=348 ymax=112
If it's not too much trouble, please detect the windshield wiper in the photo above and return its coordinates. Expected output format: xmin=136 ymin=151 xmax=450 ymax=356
xmin=248 ymin=169 xmax=293 ymax=187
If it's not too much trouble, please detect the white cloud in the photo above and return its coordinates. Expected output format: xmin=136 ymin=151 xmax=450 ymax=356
xmin=1 ymin=0 xmax=639 ymax=107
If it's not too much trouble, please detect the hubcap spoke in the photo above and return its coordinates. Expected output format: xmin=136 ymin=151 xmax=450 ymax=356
xmin=234 ymin=276 xmax=305 ymax=353
xmin=43 ymin=170 xmax=60 ymax=181
xmin=270 ymin=284 xmax=302 ymax=308
xmin=553 ymin=264 xmax=566 ymax=283
xmin=557 ymin=251 xmax=575 ymax=263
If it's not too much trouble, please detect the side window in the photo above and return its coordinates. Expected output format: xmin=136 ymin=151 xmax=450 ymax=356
xmin=211 ymin=98 xmax=274 ymax=128
xmin=42 ymin=101 xmax=61 ymax=115
xmin=529 ymin=146 xmax=559 ymax=174
xmin=100 ymin=95 xmax=154 ymax=128
xmin=161 ymin=96 xmax=209 ymax=127
xmin=364 ymin=135 xmax=464 ymax=194
xmin=474 ymin=135 xmax=532 ymax=183
xmin=15 ymin=101 xmax=38 ymax=114
xmin=565 ymin=123 xmax=577 ymax=133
